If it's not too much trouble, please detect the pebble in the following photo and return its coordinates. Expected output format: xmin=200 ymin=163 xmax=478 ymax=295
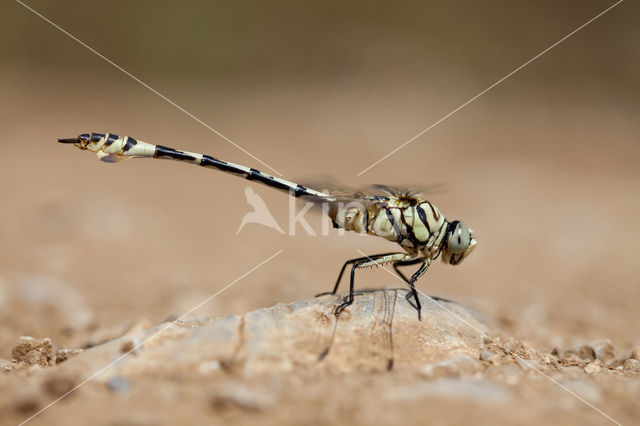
xmin=623 ymin=358 xmax=640 ymax=372
xmin=583 ymin=339 xmax=616 ymax=363
xmin=11 ymin=336 xmax=53 ymax=366
xmin=631 ymin=347 xmax=640 ymax=361
xmin=584 ymin=360 xmax=602 ymax=374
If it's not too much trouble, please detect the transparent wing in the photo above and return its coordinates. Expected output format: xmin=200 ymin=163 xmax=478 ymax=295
xmin=298 ymin=180 xmax=446 ymax=202
xmin=359 ymin=183 xmax=447 ymax=198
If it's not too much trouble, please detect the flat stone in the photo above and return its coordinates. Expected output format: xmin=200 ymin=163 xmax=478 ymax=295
xmin=50 ymin=289 xmax=489 ymax=379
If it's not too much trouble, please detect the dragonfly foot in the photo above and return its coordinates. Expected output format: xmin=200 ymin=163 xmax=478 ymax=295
xmin=334 ymin=300 xmax=353 ymax=317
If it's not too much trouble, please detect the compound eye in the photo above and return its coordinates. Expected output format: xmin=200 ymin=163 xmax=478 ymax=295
xmin=448 ymin=222 xmax=471 ymax=254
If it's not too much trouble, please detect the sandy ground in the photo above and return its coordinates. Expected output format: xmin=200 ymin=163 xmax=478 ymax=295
xmin=1 ymin=8 xmax=639 ymax=420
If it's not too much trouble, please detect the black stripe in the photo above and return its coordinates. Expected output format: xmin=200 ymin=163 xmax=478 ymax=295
xmin=428 ymin=203 xmax=439 ymax=221
xmin=443 ymin=220 xmax=458 ymax=252
xmin=90 ymin=133 xmax=105 ymax=142
xmin=104 ymin=133 xmax=119 ymax=147
xmin=400 ymin=207 xmax=421 ymax=247
xmin=200 ymin=155 xmax=245 ymax=175
xmin=294 ymin=184 xmax=310 ymax=198
xmin=123 ymin=137 xmax=137 ymax=152
xmin=246 ymin=167 xmax=299 ymax=193
xmin=246 ymin=170 xmax=296 ymax=193
xmin=372 ymin=195 xmax=390 ymax=202
xmin=416 ymin=204 xmax=431 ymax=233
xmin=246 ymin=168 xmax=261 ymax=180
xmin=362 ymin=205 xmax=369 ymax=234
xmin=385 ymin=208 xmax=403 ymax=243
xmin=154 ymin=145 xmax=196 ymax=162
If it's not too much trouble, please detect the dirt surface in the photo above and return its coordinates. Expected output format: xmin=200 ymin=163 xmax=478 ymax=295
xmin=2 ymin=1 xmax=640 ymax=424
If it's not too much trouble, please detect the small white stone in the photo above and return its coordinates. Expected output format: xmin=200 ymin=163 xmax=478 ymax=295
xmin=623 ymin=358 xmax=640 ymax=372
xmin=584 ymin=360 xmax=602 ymax=374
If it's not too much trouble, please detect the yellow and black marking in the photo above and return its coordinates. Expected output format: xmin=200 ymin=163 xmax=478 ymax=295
xmin=59 ymin=132 xmax=476 ymax=324
xmin=58 ymin=132 xmax=327 ymax=199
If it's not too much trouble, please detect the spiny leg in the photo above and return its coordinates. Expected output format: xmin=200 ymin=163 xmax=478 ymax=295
xmin=405 ymin=260 xmax=430 ymax=321
xmin=334 ymin=253 xmax=410 ymax=317
xmin=393 ymin=258 xmax=426 ymax=318
xmin=317 ymin=252 xmax=400 ymax=297
xmin=392 ymin=258 xmax=424 ymax=284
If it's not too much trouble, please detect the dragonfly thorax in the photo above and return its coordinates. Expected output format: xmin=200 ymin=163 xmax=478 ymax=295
xmin=330 ymin=196 xmax=448 ymax=255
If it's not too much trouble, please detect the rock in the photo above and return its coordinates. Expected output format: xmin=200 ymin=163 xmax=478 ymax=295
xmin=631 ymin=347 xmax=640 ymax=361
xmin=582 ymin=339 xmax=616 ymax=363
xmin=48 ymin=289 xmax=489 ymax=379
xmin=623 ymin=358 xmax=640 ymax=372
xmin=584 ymin=360 xmax=602 ymax=374
xmin=578 ymin=345 xmax=595 ymax=361
xmin=11 ymin=337 xmax=54 ymax=366
xmin=420 ymin=354 xmax=479 ymax=378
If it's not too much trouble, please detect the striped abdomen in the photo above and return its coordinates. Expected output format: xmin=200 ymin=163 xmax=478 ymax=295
xmin=58 ymin=132 xmax=328 ymax=199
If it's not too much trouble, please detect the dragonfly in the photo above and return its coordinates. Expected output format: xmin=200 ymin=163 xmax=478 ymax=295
xmin=58 ymin=132 xmax=476 ymax=320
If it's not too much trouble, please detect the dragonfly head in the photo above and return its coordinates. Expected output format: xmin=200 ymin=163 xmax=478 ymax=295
xmin=441 ymin=220 xmax=476 ymax=265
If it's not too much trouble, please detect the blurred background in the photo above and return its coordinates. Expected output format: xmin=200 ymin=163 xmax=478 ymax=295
xmin=1 ymin=0 xmax=638 ymax=360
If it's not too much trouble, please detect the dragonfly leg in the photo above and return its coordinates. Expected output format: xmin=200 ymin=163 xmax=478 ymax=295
xmin=317 ymin=252 xmax=400 ymax=297
xmin=404 ymin=260 xmax=430 ymax=321
xmin=334 ymin=253 xmax=410 ymax=317
xmin=392 ymin=258 xmax=424 ymax=284
xmin=316 ymin=256 xmax=367 ymax=297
